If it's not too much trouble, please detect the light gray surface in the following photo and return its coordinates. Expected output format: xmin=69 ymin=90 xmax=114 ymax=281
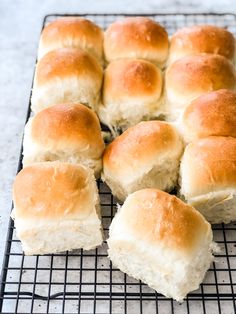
xmin=0 ymin=1 xmax=236 ymax=312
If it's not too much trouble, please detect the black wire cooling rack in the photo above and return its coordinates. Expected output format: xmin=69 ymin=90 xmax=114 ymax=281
xmin=1 ymin=13 xmax=236 ymax=314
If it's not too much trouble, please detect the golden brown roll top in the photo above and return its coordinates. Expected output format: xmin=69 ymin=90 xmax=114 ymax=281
xmin=114 ymin=189 xmax=211 ymax=253
xmin=102 ymin=121 xmax=183 ymax=201
xmin=169 ymin=25 xmax=235 ymax=64
xmin=99 ymin=59 xmax=163 ymax=132
xmin=180 ymin=89 xmax=236 ymax=142
xmin=38 ymin=17 xmax=104 ymax=64
xmin=13 ymin=162 xmax=95 ymax=220
xmin=23 ymin=103 xmax=105 ymax=176
xmin=12 ymin=162 xmax=103 ymax=254
xmin=103 ymin=121 xmax=181 ymax=177
xmin=165 ymin=54 xmax=236 ymax=120
xmin=104 ymin=59 xmax=161 ymax=99
xmin=180 ymin=136 xmax=236 ymax=198
xmin=104 ymin=17 xmax=169 ymax=67
xmin=29 ymin=103 xmax=104 ymax=158
xmin=35 ymin=48 xmax=101 ymax=85
xmin=31 ymin=48 xmax=103 ymax=113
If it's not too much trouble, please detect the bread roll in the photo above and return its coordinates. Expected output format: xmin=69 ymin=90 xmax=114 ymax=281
xmin=179 ymin=89 xmax=236 ymax=143
xmin=12 ymin=162 xmax=103 ymax=255
xmin=107 ymin=188 xmax=215 ymax=301
xmin=165 ymin=54 xmax=236 ymax=121
xmin=179 ymin=136 xmax=236 ymax=224
xmin=102 ymin=121 xmax=183 ymax=201
xmin=104 ymin=17 xmax=168 ymax=67
xmin=169 ymin=25 xmax=235 ymax=64
xmin=31 ymin=48 xmax=103 ymax=113
xmin=23 ymin=103 xmax=105 ymax=177
xmin=38 ymin=17 xmax=104 ymax=65
xmin=98 ymin=59 xmax=163 ymax=133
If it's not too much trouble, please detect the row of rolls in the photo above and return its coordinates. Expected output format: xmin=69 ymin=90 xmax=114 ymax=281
xmin=12 ymin=16 xmax=236 ymax=301
xmin=32 ymin=16 xmax=236 ymax=131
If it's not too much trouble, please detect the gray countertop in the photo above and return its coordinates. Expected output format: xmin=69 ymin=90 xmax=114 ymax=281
xmin=1 ymin=1 xmax=236 ymax=312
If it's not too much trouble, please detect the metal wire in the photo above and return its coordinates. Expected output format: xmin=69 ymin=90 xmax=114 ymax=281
xmin=0 ymin=13 xmax=236 ymax=314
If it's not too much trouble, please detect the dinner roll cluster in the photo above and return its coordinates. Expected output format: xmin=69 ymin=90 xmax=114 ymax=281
xmin=165 ymin=25 xmax=236 ymax=225
xmin=14 ymin=17 xmax=106 ymax=255
xmin=99 ymin=17 xmax=169 ymax=133
xmin=12 ymin=16 xmax=236 ymax=301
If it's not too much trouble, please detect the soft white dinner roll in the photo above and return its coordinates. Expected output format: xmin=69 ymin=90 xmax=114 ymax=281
xmin=107 ymin=188 xmax=215 ymax=301
xmin=31 ymin=48 xmax=103 ymax=113
xmin=169 ymin=25 xmax=235 ymax=64
xmin=23 ymin=103 xmax=105 ymax=177
xmin=179 ymin=136 xmax=236 ymax=224
xmin=102 ymin=121 xmax=183 ymax=201
xmin=38 ymin=17 xmax=104 ymax=65
xmin=104 ymin=17 xmax=169 ymax=67
xmin=165 ymin=54 xmax=236 ymax=121
xmin=98 ymin=59 xmax=163 ymax=133
xmin=179 ymin=89 xmax=236 ymax=143
xmin=12 ymin=162 xmax=103 ymax=255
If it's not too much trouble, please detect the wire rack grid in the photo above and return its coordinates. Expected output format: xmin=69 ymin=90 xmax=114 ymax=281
xmin=0 ymin=13 xmax=236 ymax=314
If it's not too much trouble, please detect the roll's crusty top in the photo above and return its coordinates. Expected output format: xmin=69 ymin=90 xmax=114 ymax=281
xmin=34 ymin=47 xmax=103 ymax=86
xmin=38 ymin=17 xmax=104 ymax=63
xmin=117 ymin=189 xmax=211 ymax=253
xmin=166 ymin=54 xmax=236 ymax=103
xmin=30 ymin=103 xmax=105 ymax=158
xmin=180 ymin=137 xmax=236 ymax=198
xmin=103 ymin=121 xmax=182 ymax=179
xmin=181 ymin=89 xmax=236 ymax=141
xmin=13 ymin=162 xmax=97 ymax=220
xmin=104 ymin=17 xmax=169 ymax=66
xmin=103 ymin=59 xmax=162 ymax=102
xmin=169 ymin=25 xmax=235 ymax=63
